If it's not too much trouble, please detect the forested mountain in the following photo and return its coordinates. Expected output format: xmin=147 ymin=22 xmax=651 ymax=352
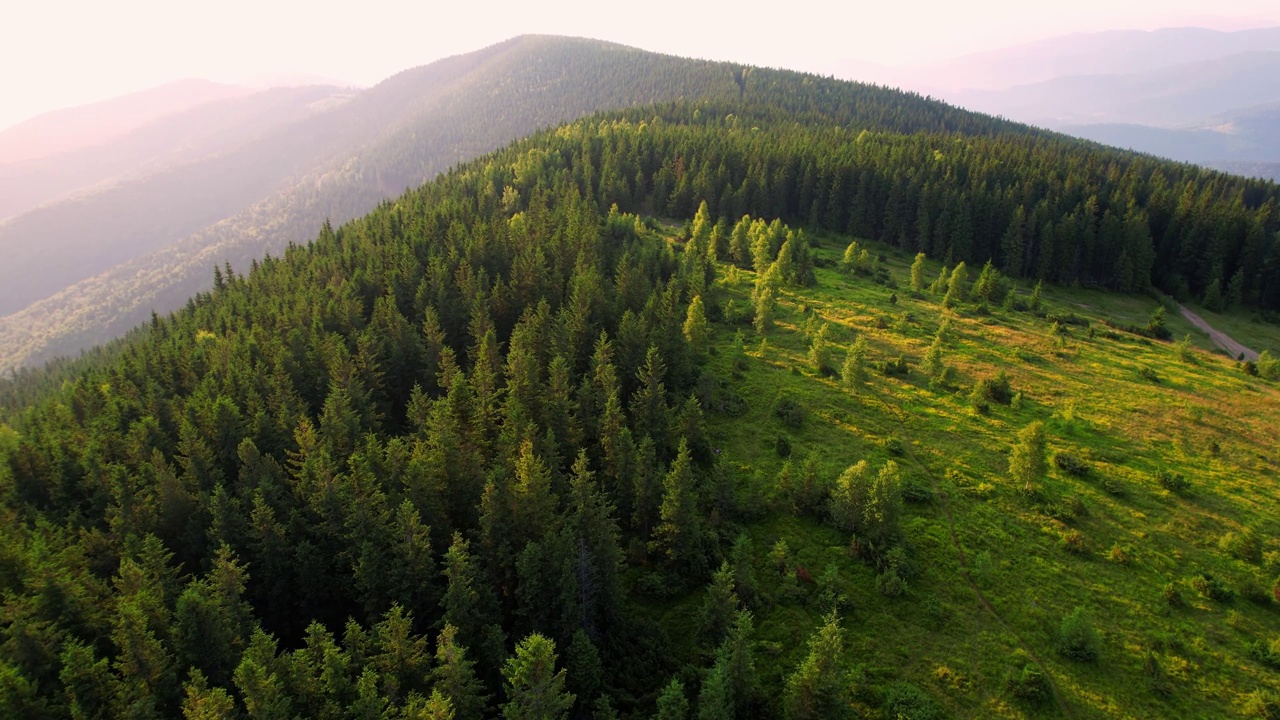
xmin=3 ymin=73 xmax=1280 ymax=718
xmin=0 ymin=79 xmax=252 ymax=165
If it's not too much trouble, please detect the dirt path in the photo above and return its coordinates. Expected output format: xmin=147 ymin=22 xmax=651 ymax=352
xmin=1178 ymin=305 xmax=1259 ymax=361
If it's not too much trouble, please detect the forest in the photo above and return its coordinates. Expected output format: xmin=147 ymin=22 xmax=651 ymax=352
xmin=1 ymin=87 xmax=1279 ymax=718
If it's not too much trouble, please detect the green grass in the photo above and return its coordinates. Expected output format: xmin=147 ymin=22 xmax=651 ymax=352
xmin=642 ymin=228 xmax=1280 ymax=718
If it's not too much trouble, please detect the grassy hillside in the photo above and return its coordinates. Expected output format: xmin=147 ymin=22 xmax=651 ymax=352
xmin=676 ymin=228 xmax=1280 ymax=718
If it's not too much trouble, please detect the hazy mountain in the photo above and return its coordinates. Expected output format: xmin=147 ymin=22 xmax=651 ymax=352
xmin=952 ymin=51 xmax=1280 ymax=128
xmin=1060 ymin=101 xmax=1280 ymax=164
xmin=0 ymin=36 xmax=759 ymax=370
xmin=0 ymin=79 xmax=251 ymax=164
xmin=0 ymin=85 xmax=351 ymax=223
xmin=917 ymin=26 xmax=1280 ymax=92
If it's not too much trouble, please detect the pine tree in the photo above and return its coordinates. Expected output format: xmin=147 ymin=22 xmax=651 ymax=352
xmin=700 ymin=562 xmax=741 ymax=644
xmin=501 ymin=634 xmax=574 ymax=720
xmin=654 ymin=678 xmax=690 ymax=720
xmin=1009 ymin=421 xmax=1047 ymax=493
xmin=840 ymin=337 xmax=867 ymax=388
xmin=431 ymin=624 xmax=488 ymax=720
xmin=807 ymin=323 xmax=833 ymax=375
xmin=942 ymin=261 xmax=968 ymax=308
xmin=909 ymin=252 xmax=927 ymax=291
xmin=684 ymin=296 xmax=710 ymax=355
xmin=783 ymin=611 xmax=850 ymax=719
xmin=652 ymin=439 xmax=703 ymax=573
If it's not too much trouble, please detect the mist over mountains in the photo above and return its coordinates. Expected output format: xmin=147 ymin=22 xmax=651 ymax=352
xmin=826 ymin=26 xmax=1280 ymax=180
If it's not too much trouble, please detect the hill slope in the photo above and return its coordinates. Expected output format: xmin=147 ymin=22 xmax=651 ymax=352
xmin=2 ymin=95 xmax=1280 ymax=719
xmin=0 ymin=34 xmax=1039 ymax=372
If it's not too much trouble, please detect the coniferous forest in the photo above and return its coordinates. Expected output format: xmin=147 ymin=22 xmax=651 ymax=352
xmin=2 ymin=49 xmax=1280 ymax=719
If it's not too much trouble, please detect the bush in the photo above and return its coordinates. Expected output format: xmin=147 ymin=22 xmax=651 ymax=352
xmin=1247 ymin=637 xmax=1280 ymax=669
xmin=1060 ymin=530 xmax=1090 ymax=557
xmin=1005 ymin=662 xmax=1051 ymax=704
xmin=973 ymin=371 xmax=1014 ymax=405
xmin=1191 ymin=573 xmax=1234 ymax=603
xmin=1163 ymin=582 xmax=1185 ymax=608
xmin=879 ymin=354 xmax=910 ymax=376
xmin=1242 ymin=689 xmax=1280 ymax=720
xmin=901 ymin=475 xmax=934 ymax=504
xmin=876 ymin=567 xmax=906 ymax=597
xmin=1138 ymin=366 xmax=1160 ymax=383
xmin=1053 ymin=452 xmax=1089 ymax=477
xmin=774 ymin=397 xmax=804 ymax=428
xmin=1220 ymin=528 xmax=1262 ymax=563
xmin=1056 ymin=606 xmax=1100 ymax=662
xmin=883 ymin=437 xmax=906 ymax=456
xmin=1144 ymin=650 xmax=1172 ymax=698
xmin=1156 ymin=469 xmax=1190 ymax=494
xmin=882 ymin=682 xmax=945 ymax=720
xmin=775 ymin=434 xmax=792 ymax=458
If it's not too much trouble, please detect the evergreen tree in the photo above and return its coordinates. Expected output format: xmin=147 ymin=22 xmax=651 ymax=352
xmin=1009 ymin=421 xmax=1047 ymax=493
xmin=700 ymin=562 xmax=741 ymax=644
xmin=942 ymin=261 xmax=968 ymax=308
xmin=684 ymin=296 xmax=710 ymax=355
xmin=654 ymin=678 xmax=690 ymax=720
xmin=501 ymin=634 xmax=574 ymax=720
xmin=783 ymin=612 xmax=850 ymax=719
xmin=840 ymin=337 xmax=867 ymax=388
xmin=431 ymin=624 xmax=488 ymax=720
xmin=652 ymin=439 xmax=703 ymax=573
xmin=909 ymin=252 xmax=927 ymax=291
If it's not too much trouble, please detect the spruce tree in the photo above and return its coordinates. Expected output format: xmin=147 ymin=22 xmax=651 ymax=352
xmin=909 ymin=252 xmax=927 ymax=291
xmin=501 ymin=634 xmax=574 ymax=720
xmin=1009 ymin=421 xmax=1047 ymax=493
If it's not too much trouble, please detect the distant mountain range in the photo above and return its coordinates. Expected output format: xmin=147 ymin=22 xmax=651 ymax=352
xmin=826 ymin=26 xmax=1280 ymax=180
xmin=0 ymin=36 xmax=761 ymax=371
xmin=0 ymin=79 xmax=252 ymax=164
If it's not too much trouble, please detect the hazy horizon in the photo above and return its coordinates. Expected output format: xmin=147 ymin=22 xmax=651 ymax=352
xmin=5 ymin=0 xmax=1280 ymax=132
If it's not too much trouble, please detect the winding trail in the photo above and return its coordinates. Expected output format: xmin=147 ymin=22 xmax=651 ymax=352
xmin=1179 ymin=305 xmax=1259 ymax=361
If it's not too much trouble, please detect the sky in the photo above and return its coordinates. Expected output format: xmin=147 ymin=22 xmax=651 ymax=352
xmin=4 ymin=0 xmax=1280 ymax=130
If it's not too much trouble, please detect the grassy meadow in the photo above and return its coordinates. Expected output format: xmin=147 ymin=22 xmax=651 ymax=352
xmin=642 ymin=226 xmax=1280 ymax=719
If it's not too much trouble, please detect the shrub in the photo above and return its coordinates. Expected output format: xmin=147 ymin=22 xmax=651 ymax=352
xmin=1138 ymin=366 xmax=1160 ymax=383
xmin=879 ymin=354 xmax=910 ymax=376
xmin=1242 ymin=689 xmax=1280 ymax=720
xmin=1163 ymin=582 xmax=1185 ymax=608
xmin=973 ymin=371 xmax=1014 ymax=405
xmin=1056 ymin=606 xmax=1100 ymax=662
xmin=1107 ymin=544 xmax=1131 ymax=565
xmin=1060 ymin=530 xmax=1090 ymax=557
xmin=1156 ymin=469 xmax=1190 ymax=494
xmin=775 ymin=434 xmax=792 ymax=458
xmin=774 ymin=397 xmax=804 ymax=428
xmin=1258 ymin=350 xmax=1280 ymax=380
xmin=1054 ymin=452 xmax=1089 ymax=477
xmin=882 ymin=682 xmax=944 ymax=720
xmin=876 ymin=567 xmax=906 ymax=597
xmin=1144 ymin=650 xmax=1172 ymax=698
xmin=901 ymin=475 xmax=934 ymax=504
xmin=1191 ymin=573 xmax=1234 ymax=603
xmin=1220 ymin=528 xmax=1262 ymax=563
xmin=883 ymin=437 xmax=906 ymax=456
xmin=1247 ymin=637 xmax=1280 ymax=669
xmin=1004 ymin=662 xmax=1050 ymax=704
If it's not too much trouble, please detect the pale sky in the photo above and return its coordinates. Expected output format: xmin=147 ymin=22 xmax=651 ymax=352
xmin=4 ymin=0 xmax=1280 ymax=130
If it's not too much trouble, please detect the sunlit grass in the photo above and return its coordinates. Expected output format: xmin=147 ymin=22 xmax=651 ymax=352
xmin=643 ymin=226 xmax=1280 ymax=718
